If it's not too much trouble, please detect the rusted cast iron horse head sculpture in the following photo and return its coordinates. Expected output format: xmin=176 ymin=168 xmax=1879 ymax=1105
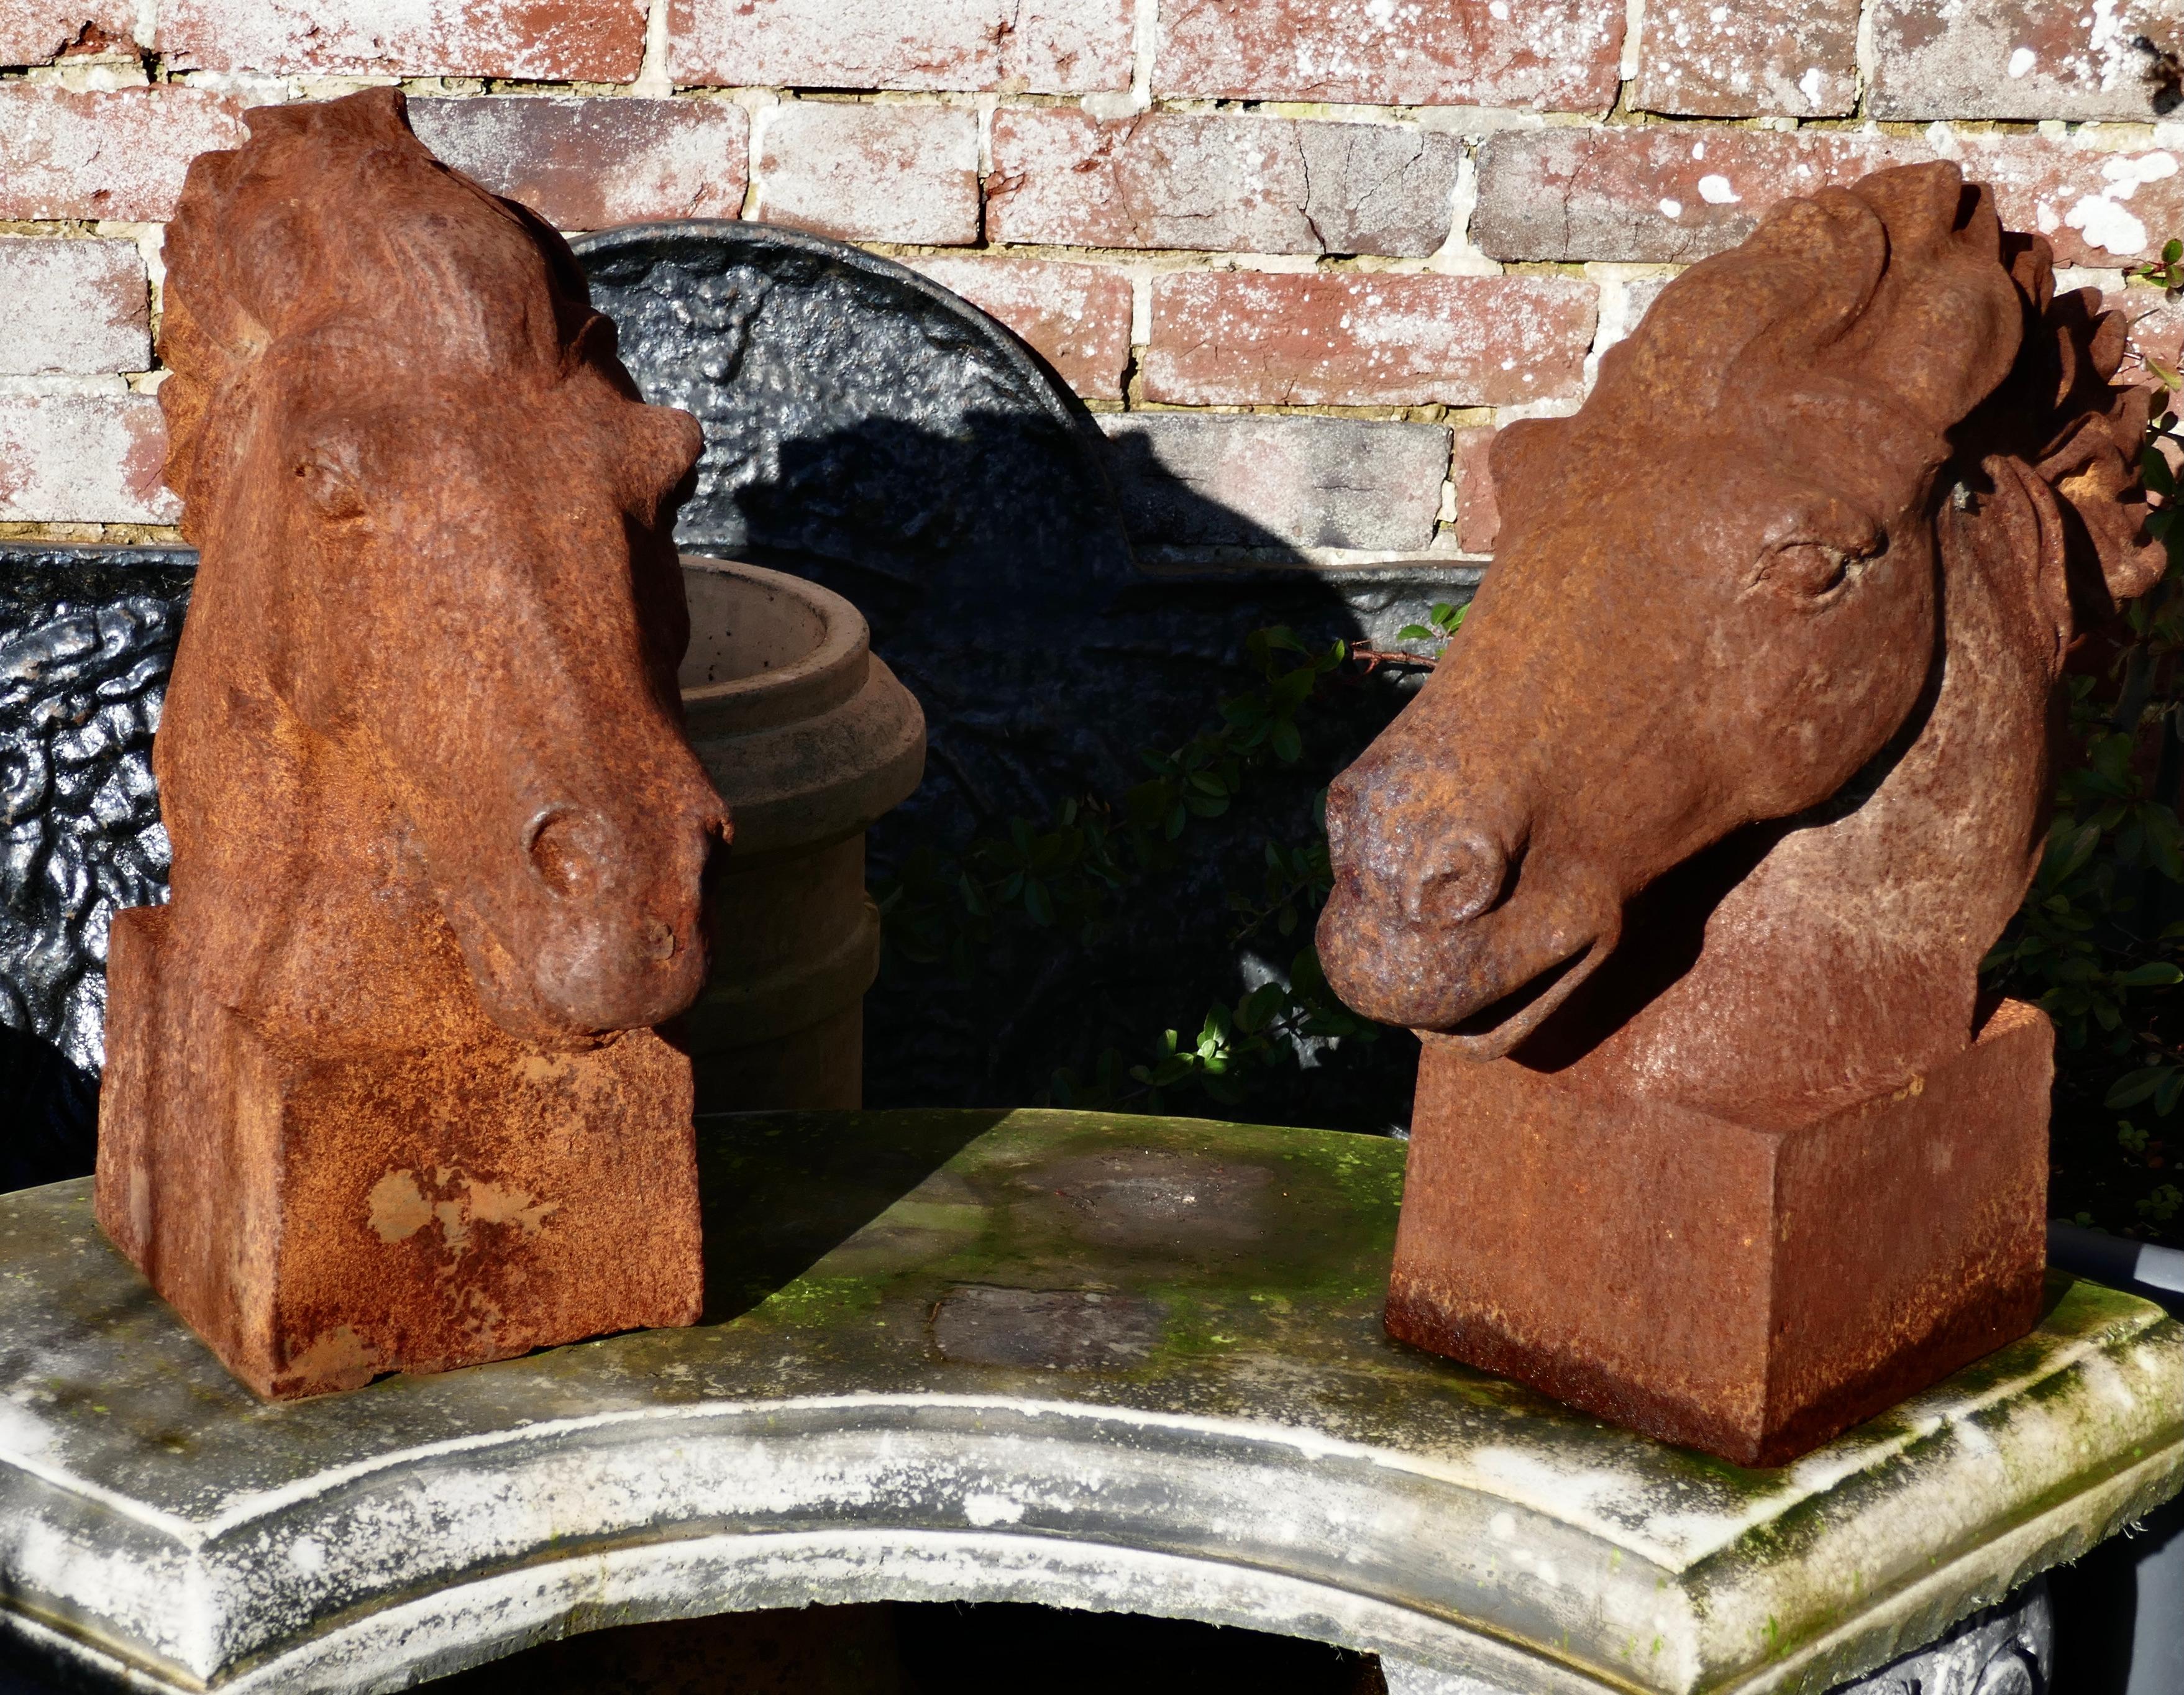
xmin=96 ymin=89 xmax=729 ymax=1398
xmin=1320 ymin=163 xmax=2165 ymax=1463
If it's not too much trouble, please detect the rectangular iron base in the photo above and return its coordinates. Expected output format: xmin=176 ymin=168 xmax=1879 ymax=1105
xmin=1387 ymin=998 xmax=2053 ymax=1466
xmin=93 ymin=905 xmax=703 ymax=1399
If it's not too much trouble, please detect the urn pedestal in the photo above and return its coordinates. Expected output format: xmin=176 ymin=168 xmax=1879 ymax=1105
xmin=1386 ymin=997 xmax=2054 ymax=1466
xmin=673 ymin=557 xmax=924 ymax=1113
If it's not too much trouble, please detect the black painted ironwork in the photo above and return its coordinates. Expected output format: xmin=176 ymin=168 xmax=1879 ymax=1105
xmin=0 ymin=549 xmax=191 ymax=1189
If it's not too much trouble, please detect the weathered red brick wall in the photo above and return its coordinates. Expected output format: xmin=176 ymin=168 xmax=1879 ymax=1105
xmin=2 ymin=0 xmax=2181 ymax=559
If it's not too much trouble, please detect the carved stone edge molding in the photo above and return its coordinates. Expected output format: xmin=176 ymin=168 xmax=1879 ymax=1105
xmin=1381 ymin=1581 xmax=2054 ymax=1694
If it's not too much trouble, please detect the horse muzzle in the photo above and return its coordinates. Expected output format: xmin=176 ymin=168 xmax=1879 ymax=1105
xmin=1317 ymin=764 xmax=1618 ymax=1056
xmin=444 ymin=795 xmax=728 ymax=1043
xmin=1316 ymin=870 xmax=1615 ymax=1056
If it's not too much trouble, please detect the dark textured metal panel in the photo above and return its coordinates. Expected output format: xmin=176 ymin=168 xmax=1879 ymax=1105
xmin=573 ymin=221 xmax=1134 ymax=592
xmin=573 ymin=223 xmax=1463 ymax=1119
xmin=0 ymin=547 xmax=191 ymax=1190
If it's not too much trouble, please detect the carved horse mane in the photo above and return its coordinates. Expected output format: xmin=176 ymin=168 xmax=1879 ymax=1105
xmin=1319 ymin=162 xmax=2166 ymax=1126
xmin=1595 ymin=161 xmax=2161 ymax=618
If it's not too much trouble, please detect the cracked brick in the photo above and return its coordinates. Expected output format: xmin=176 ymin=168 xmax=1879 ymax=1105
xmin=1450 ymin=423 xmax=1499 ymax=554
xmin=912 ymin=256 xmax=1133 ymax=399
xmin=1474 ymin=128 xmax=2184 ymax=268
xmin=0 ymin=239 xmax=148 ymax=375
xmin=1633 ymin=0 xmax=1860 ymax=117
xmin=160 ymin=0 xmax=646 ymax=78
xmin=1099 ymin=413 xmax=1450 ymax=551
xmin=1871 ymin=0 xmax=2184 ymax=121
xmin=0 ymin=84 xmax=247 ymax=221
xmin=988 ymin=109 xmax=1458 ymax=258
xmin=0 ymin=1 xmax=135 ymax=65
xmin=0 ymin=394 xmax=175 ymax=524
xmin=1142 ymin=272 xmax=1595 ymax=408
xmin=408 ymin=96 xmax=747 ymax=231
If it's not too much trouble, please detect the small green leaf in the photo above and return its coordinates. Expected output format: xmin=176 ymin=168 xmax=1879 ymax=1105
xmin=2117 ymin=962 xmax=2183 ymax=987
xmin=2106 ymin=1068 xmax=2167 ymax=1108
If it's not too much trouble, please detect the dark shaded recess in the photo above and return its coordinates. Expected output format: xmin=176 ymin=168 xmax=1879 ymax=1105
xmin=2047 ymin=1514 xmax=2152 ymax=1694
xmin=408 ymin=1599 xmax=1384 ymax=1694
xmin=1 ymin=1600 xmax=1384 ymax=1693
xmin=692 ymin=1107 xmax=1005 ymax=1323
xmin=577 ymin=222 xmax=1452 ymax=1125
xmin=0 ymin=551 xmax=191 ymax=1189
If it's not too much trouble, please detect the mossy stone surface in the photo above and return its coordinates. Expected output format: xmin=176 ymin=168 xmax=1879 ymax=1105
xmin=0 ymin=1108 xmax=2177 ymax=1695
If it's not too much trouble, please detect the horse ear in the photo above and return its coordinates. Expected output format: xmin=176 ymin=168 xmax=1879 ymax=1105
xmin=565 ymin=312 xmax=623 ymax=380
xmin=1486 ymin=418 xmax=1566 ymax=517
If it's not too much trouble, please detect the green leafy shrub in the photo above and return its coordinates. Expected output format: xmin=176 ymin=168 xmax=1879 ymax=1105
xmin=1981 ymin=293 xmax=2184 ymax=1242
xmin=875 ymin=623 xmax=1413 ymax=1117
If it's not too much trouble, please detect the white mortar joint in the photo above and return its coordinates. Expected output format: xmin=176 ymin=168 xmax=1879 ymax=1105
xmin=633 ymin=0 xmax=672 ymax=98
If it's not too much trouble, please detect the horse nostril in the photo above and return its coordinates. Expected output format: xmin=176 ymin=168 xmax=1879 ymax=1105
xmin=641 ymin=917 xmax=677 ymax=961
xmin=1410 ymin=836 xmax=1509 ymax=926
xmin=526 ymin=809 xmax=601 ymax=898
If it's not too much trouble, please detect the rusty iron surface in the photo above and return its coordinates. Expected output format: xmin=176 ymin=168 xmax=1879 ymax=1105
xmin=1391 ymin=999 xmax=2053 ymax=1465
xmin=1317 ymin=162 xmax=2167 ymax=1462
xmin=90 ymin=89 xmax=728 ymax=1397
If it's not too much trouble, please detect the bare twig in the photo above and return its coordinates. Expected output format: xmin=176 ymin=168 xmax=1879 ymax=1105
xmin=1350 ymin=646 xmax=1441 ymax=673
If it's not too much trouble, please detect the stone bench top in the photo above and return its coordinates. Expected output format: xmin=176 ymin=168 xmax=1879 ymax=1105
xmin=0 ymin=1108 xmax=2177 ymax=1694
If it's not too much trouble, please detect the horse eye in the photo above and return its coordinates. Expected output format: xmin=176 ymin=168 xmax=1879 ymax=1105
xmin=1759 ymin=541 xmax=1858 ymax=600
xmin=295 ymin=447 xmax=367 ymax=523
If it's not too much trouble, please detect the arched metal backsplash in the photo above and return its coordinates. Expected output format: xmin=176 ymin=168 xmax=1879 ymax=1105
xmin=0 ymin=223 xmax=1457 ymax=1185
xmin=0 ymin=548 xmax=193 ymax=1188
xmin=574 ymin=222 xmax=1134 ymax=588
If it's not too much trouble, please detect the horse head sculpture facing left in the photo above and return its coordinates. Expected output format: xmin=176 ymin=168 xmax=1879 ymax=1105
xmin=96 ymin=89 xmax=731 ymax=1397
xmin=1320 ymin=161 xmax=2163 ymax=1126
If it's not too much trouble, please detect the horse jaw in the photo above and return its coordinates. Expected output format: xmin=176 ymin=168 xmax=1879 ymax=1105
xmin=1318 ymin=866 xmax=1622 ymax=1058
xmin=1536 ymin=494 xmax=2060 ymax=1125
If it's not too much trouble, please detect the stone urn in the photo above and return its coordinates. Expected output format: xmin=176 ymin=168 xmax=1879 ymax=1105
xmin=675 ymin=557 xmax=925 ymax=1110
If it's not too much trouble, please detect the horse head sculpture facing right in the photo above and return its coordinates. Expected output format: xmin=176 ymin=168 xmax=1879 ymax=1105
xmin=1320 ymin=163 xmax=2163 ymax=1123
xmin=94 ymin=89 xmax=733 ymax=1397
xmin=154 ymin=88 xmax=728 ymax=1049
